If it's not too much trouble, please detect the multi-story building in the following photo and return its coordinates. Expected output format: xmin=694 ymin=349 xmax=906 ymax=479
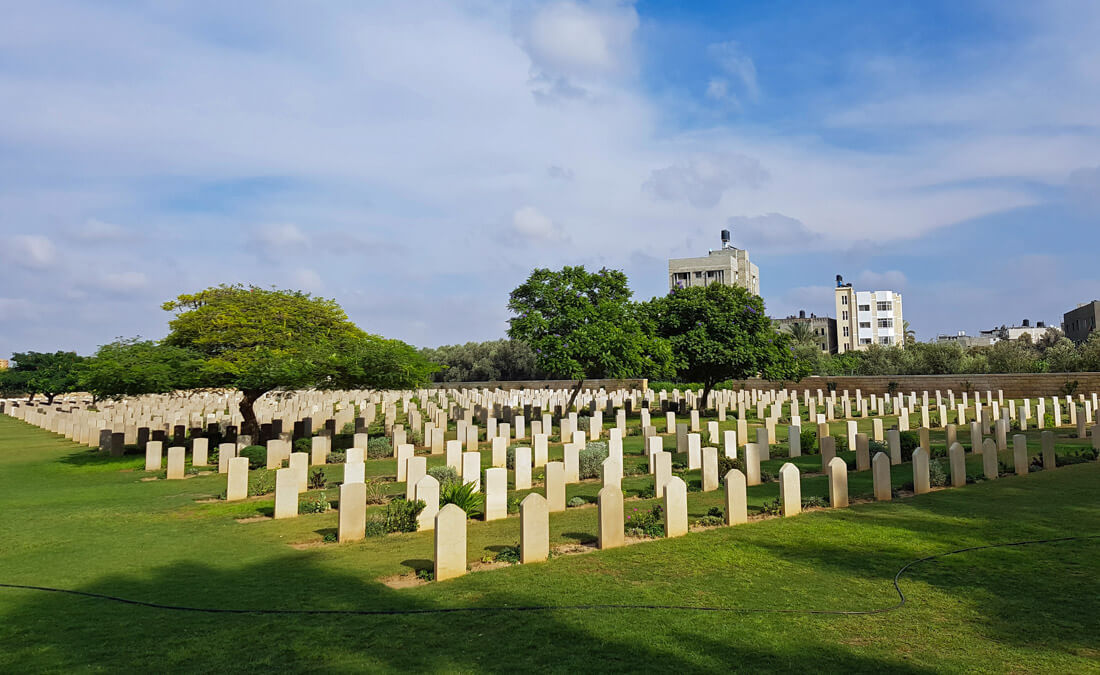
xmin=979 ymin=319 xmax=1050 ymax=343
xmin=668 ymin=230 xmax=760 ymax=296
xmin=0 ymin=358 xmax=8 ymax=370
xmin=834 ymin=275 xmax=904 ymax=352
xmin=934 ymin=332 xmax=997 ymax=348
xmin=774 ymin=311 xmax=838 ymax=354
xmin=1063 ymin=301 xmax=1100 ymax=344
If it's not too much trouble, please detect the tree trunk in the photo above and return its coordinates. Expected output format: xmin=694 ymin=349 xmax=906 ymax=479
xmin=238 ymin=389 xmax=267 ymax=439
xmin=565 ymin=378 xmax=585 ymax=412
xmin=45 ymin=392 xmax=56 ymax=405
xmin=701 ymin=380 xmax=715 ymax=414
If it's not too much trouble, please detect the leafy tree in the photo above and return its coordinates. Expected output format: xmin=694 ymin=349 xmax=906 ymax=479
xmin=507 ymin=266 xmax=673 ymax=410
xmin=78 ymin=339 xmax=204 ymax=403
xmin=902 ymin=320 xmax=917 ymax=346
xmin=643 ymin=284 xmax=803 ymax=408
xmin=1044 ymin=337 xmax=1080 ymax=373
xmin=1078 ymin=330 xmax=1100 ymax=371
xmin=986 ymin=339 xmax=1040 ymax=373
xmin=161 ymin=285 xmax=437 ymax=436
xmin=0 ymin=351 xmax=85 ymax=403
xmin=420 ymin=339 xmax=544 ymax=382
xmin=786 ymin=321 xmax=816 ymax=346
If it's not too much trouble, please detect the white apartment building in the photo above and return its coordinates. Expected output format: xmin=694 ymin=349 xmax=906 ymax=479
xmin=834 ymin=276 xmax=904 ymax=352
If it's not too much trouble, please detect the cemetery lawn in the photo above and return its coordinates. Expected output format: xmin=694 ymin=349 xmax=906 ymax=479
xmin=1 ymin=415 xmax=1098 ymax=673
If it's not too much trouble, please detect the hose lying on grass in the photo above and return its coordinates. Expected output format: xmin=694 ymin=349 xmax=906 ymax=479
xmin=1 ymin=535 xmax=1095 ymax=617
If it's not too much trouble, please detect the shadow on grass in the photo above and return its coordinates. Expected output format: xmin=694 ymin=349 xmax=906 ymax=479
xmin=0 ymin=554 xmax=938 ymax=673
xmin=58 ymin=450 xmax=144 ymax=468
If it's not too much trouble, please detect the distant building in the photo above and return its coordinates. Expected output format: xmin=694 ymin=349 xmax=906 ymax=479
xmin=774 ymin=311 xmax=838 ymax=354
xmin=668 ymin=229 xmax=760 ymax=295
xmin=1063 ymin=301 xmax=1100 ymax=344
xmin=934 ymin=331 xmax=997 ymax=348
xmin=0 ymin=358 xmax=8 ymax=370
xmin=834 ymin=275 xmax=904 ymax=352
xmin=979 ymin=319 xmax=1050 ymax=343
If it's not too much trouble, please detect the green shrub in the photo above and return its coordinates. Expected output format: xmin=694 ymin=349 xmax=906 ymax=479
xmin=293 ymin=438 xmax=312 ymax=454
xmin=440 ymin=481 xmax=483 ymax=517
xmin=567 ymin=496 xmax=587 ymax=508
xmin=718 ymin=455 xmax=745 ymax=478
xmin=308 ymin=468 xmax=328 ymax=490
xmin=381 ymin=498 xmax=425 ymax=533
xmin=248 ymin=469 xmax=277 ymax=496
xmin=868 ymin=440 xmax=888 ymax=455
xmin=800 ymin=428 xmax=818 ymax=454
xmin=578 ymin=441 xmax=610 ymax=479
xmin=625 ymin=504 xmax=664 ymax=538
xmin=299 ymin=495 xmax=330 ymax=514
xmin=364 ymin=479 xmax=388 ymax=505
xmin=929 ymin=458 xmax=949 ymax=487
xmin=898 ymin=431 xmax=920 ymax=462
xmin=341 ymin=422 xmax=356 ymax=435
xmin=802 ymin=496 xmax=828 ymax=509
xmin=238 ymin=445 xmax=268 ymax=470
xmin=327 ymin=451 xmax=346 ymax=464
xmin=832 ymin=434 xmax=849 ymax=453
xmin=694 ymin=515 xmax=723 ymax=527
xmin=624 ymin=461 xmax=649 ymax=476
xmin=427 ymin=464 xmax=460 ymax=489
xmin=364 ymin=517 xmax=386 ymax=537
xmin=494 ymin=545 xmax=520 ymax=564
xmin=367 ymin=437 xmax=392 ymax=459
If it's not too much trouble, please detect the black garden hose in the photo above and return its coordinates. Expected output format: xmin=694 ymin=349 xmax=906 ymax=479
xmin=0 ymin=535 xmax=1094 ymax=617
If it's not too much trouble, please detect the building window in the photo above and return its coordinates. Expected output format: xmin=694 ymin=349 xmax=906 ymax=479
xmin=842 ymin=311 xmax=849 ymax=320
xmin=858 ymin=304 xmax=870 ymax=312
xmin=843 ymin=326 xmax=849 ymax=337
xmin=841 ymin=296 xmax=849 ymax=305
xmin=859 ymin=338 xmax=872 ymax=345
xmin=694 ymin=272 xmax=702 ymax=278
xmin=877 ymin=318 xmax=893 ymax=328
xmin=877 ymin=301 xmax=892 ymax=311
xmin=879 ymin=336 xmax=892 ymax=345
xmin=859 ymin=321 xmax=871 ymax=329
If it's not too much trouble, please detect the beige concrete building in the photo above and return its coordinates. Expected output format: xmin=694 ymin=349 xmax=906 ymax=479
xmin=668 ymin=230 xmax=759 ymax=295
xmin=774 ymin=311 xmax=838 ymax=354
xmin=835 ymin=275 xmax=904 ymax=352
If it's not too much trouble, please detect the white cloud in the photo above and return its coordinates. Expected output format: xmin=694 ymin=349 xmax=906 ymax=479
xmin=292 ymin=267 xmax=322 ymax=292
xmin=708 ymin=41 xmax=758 ymax=101
xmin=5 ymin=235 xmax=56 ymax=269
xmin=76 ymin=218 xmax=128 ymax=241
xmin=643 ymin=154 xmax=769 ymax=208
xmin=512 ymin=205 xmax=566 ymax=241
xmin=94 ymin=271 xmax=148 ymax=292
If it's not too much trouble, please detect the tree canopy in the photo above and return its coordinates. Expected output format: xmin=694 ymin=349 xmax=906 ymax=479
xmin=421 ymin=339 xmax=544 ymax=382
xmin=153 ymin=285 xmax=437 ymax=435
xmin=77 ymin=339 xmax=205 ymax=402
xmin=0 ymin=351 xmax=85 ymax=403
xmin=507 ymin=266 xmax=673 ymax=407
xmin=643 ymin=283 xmax=802 ymax=407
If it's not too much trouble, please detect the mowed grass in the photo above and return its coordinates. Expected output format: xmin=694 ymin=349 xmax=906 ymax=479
xmin=0 ymin=414 xmax=1098 ymax=673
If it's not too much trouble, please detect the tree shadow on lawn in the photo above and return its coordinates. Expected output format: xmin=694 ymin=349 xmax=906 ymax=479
xmin=736 ymin=466 xmax=1100 ymax=658
xmin=0 ymin=554 xmax=937 ymax=673
xmin=58 ymin=449 xmax=144 ymax=468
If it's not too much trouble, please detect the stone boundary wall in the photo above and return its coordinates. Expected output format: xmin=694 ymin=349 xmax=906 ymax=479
xmin=425 ymin=379 xmax=648 ymax=392
xmin=740 ymin=373 xmax=1100 ymax=398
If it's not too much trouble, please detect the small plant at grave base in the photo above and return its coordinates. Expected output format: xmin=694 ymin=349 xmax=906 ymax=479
xmin=440 ymin=481 xmax=483 ymax=517
xmin=624 ymin=461 xmax=649 ymax=477
xmin=800 ymin=428 xmax=818 ymax=454
xmin=327 ymin=451 xmax=346 ymax=464
xmin=416 ymin=568 xmax=435 ymax=582
xmin=928 ymin=412 xmax=941 ymax=427
xmin=1030 ymin=457 xmax=1044 ymax=472
xmin=694 ymin=515 xmax=724 ymax=527
xmin=707 ymin=506 xmax=723 ymax=518
xmin=248 ymin=469 xmax=277 ymax=496
xmin=363 ymin=479 xmax=389 ymax=505
xmin=832 ymin=434 xmax=849 ymax=453
xmin=578 ymin=441 xmax=610 ymax=479
xmin=494 ymin=545 xmax=521 ymax=564
xmin=760 ymin=498 xmax=783 ymax=516
xmin=1010 ymin=419 xmax=1021 ymax=432
xmin=507 ymin=495 xmax=521 ymax=514
xmin=321 ymin=532 xmax=337 ymax=543
xmin=671 ymin=461 xmax=688 ymax=472
xmin=576 ymin=416 xmax=591 ymax=432
xmin=363 ymin=517 xmax=386 ymax=537
xmin=929 ymin=459 xmax=950 ymax=487
xmin=1044 ymin=413 xmax=1055 ymax=428
xmin=625 ymin=504 xmax=665 ymax=539
xmin=505 ymin=445 xmax=518 ymax=470
xmin=308 ymin=468 xmax=328 ymax=490
xmin=868 ymin=440 xmax=888 ymax=455
xmin=427 ymin=465 xmax=460 ymax=489
xmin=567 ymin=496 xmax=587 ymax=508
xmin=299 ymin=495 xmax=331 ymax=514
xmin=238 ymin=445 xmax=268 ymax=470
xmin=634 ymin=485 xmax=656 ymax=499
xmin=341 ymin=422 xmax=356 ymax=435
xmin=718 ymin=455 xmax=745 ymax=478
xmin=898 ymin=431 xmax=920 ymax=462
xmin=802 ymin=496 xmax=828 ymax=509
xmin=381 ymin=498 xmax=426 ymax=533
xmin=760 ymin=470 xmax=776 ymax=483
xmin=997 ymin=460 xmax=1013 ymax=477
xmin=1056 ymin=447 xmax=1099 ymax=467
xmin=367 ymin=437 xmax=392 ymax=459
xmin=293 ymin=438 xmax=312 ymax=454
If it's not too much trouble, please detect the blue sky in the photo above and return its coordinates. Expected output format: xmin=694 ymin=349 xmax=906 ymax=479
xmin=1 ymin=0 xmax=1099 ymax=358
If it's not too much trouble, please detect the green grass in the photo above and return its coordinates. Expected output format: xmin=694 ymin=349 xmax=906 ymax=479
xmin=1 ymin=413 xmax=1099 ymax=672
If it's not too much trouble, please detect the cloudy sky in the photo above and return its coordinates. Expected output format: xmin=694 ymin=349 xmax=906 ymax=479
xmin=2 ymin=0 xmax=1099 ymax=358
